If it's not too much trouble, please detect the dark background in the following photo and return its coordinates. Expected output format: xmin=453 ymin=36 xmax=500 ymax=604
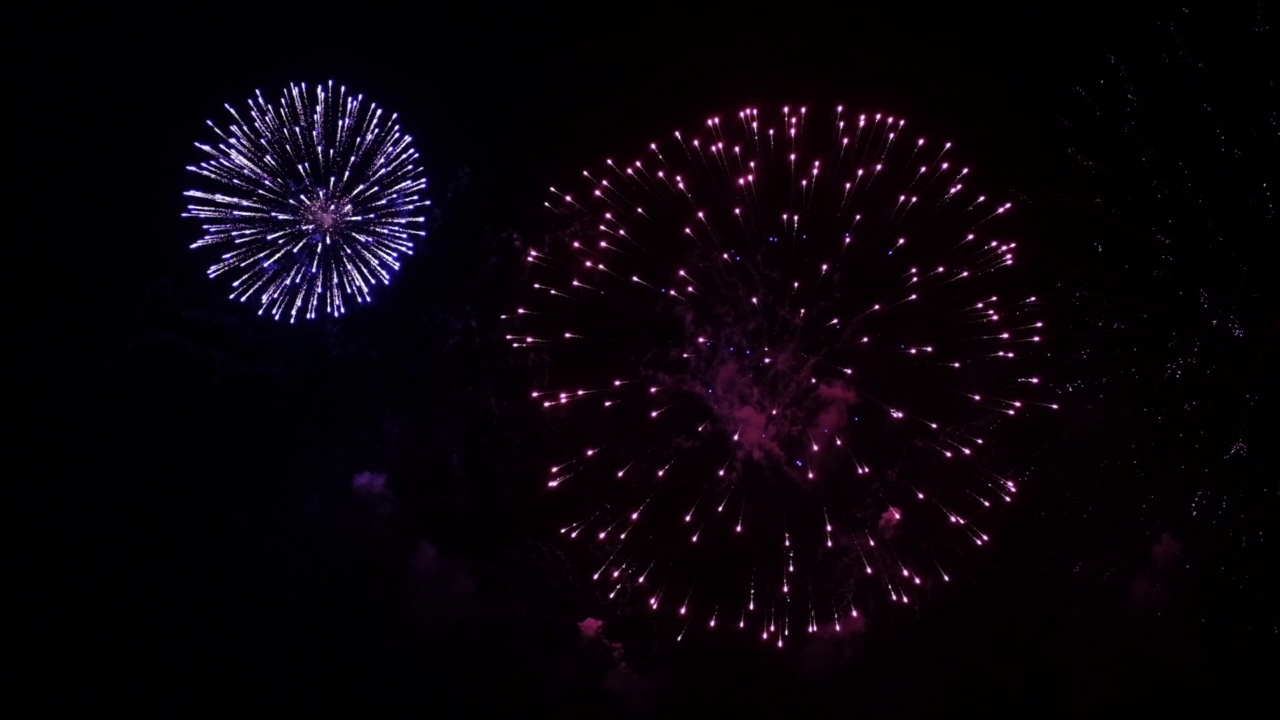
xmin=24 ymin=2 xmax=1274 ymax=715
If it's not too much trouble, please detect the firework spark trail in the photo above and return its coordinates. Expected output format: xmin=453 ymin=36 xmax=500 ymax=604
xmin=183 ymin=81 xmax=429 ymax=322
xmin=507 ymin=105 xmax=1056 ymax=646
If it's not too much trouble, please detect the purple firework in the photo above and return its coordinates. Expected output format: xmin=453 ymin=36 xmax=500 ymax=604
xmin=506 ymin=105 xmax=1057 ymax=646
xmin=183 ymin=81 xmax=428 ymax=322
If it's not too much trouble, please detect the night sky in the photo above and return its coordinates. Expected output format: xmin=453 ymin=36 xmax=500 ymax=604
xmin=31 ymin=3 xmax=1275 ymax=715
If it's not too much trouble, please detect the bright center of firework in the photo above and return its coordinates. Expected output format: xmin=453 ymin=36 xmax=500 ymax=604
xmin=303 ymin=195 xmax=349 ymax=233
xmin=693 ymin=333 xmax=835 ymax=471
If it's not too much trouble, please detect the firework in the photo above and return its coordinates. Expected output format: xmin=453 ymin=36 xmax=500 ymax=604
xmin=507 ymin=105 xmax=1055 ymax=646
xmin=1069 ymin=6 xmax=1273 ymax=620
xmin=183 ymin=81 xmax=429 ymax=322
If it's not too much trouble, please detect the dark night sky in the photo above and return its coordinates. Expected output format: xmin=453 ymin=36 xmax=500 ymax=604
xmin=24 ymin=2 xmax=1276 ymax=715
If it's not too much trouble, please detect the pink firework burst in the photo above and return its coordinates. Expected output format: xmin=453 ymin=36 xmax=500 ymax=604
xmin=506 ymin=105 xmax=1056 ymax=647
